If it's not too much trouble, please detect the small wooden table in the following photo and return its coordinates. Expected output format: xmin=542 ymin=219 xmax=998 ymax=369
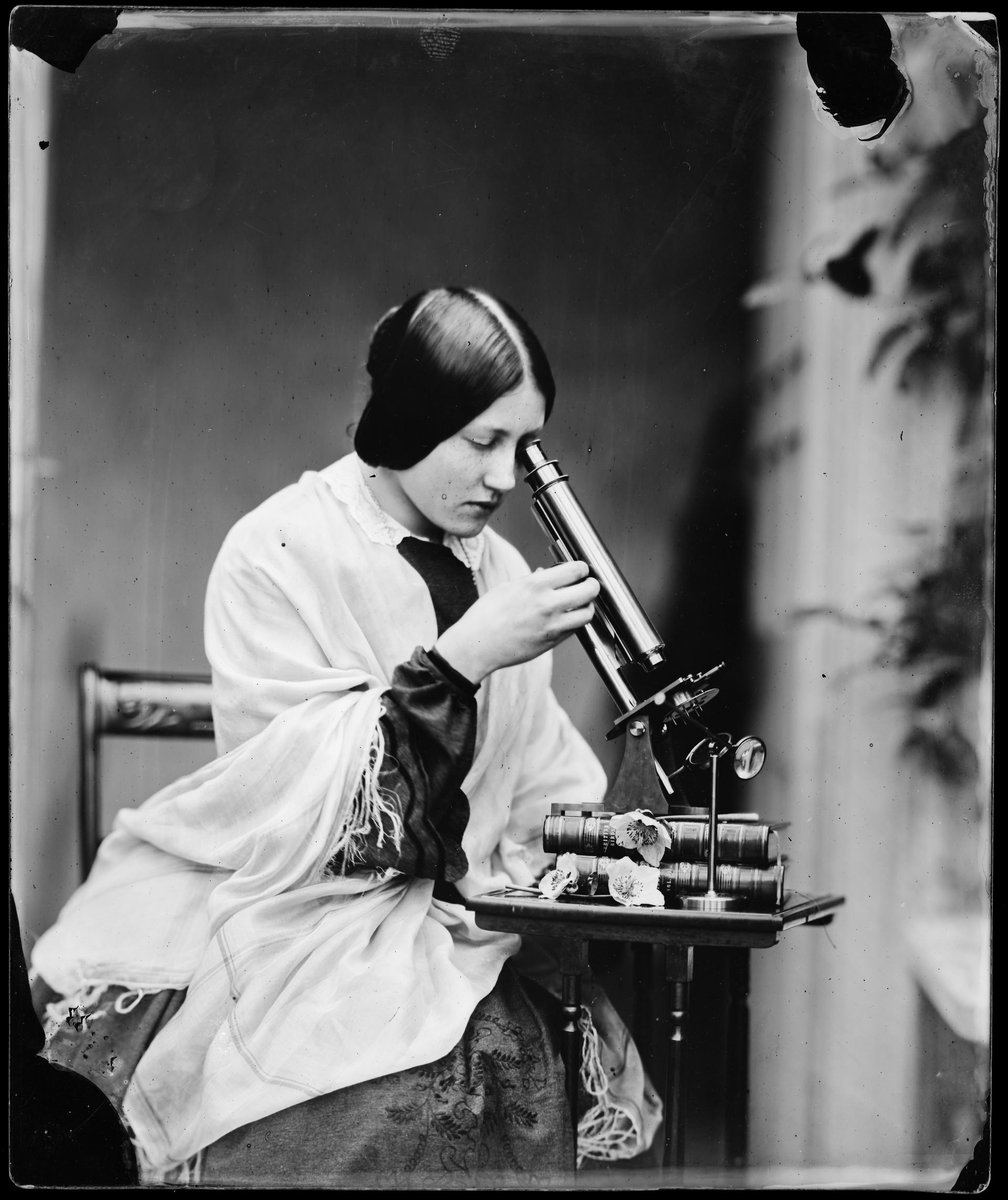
xmin=466 ymin=889 xmax=844 ymax=1170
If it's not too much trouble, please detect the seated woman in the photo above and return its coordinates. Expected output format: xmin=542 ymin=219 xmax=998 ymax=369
xmin=30 ymin=287 xmax=661 ymax=1187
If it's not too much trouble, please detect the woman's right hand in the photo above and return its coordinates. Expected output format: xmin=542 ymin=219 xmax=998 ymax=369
xmin=433 ymin=560 xmax=600 ymax=684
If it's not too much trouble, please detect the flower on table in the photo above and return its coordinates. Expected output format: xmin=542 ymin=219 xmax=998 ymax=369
xmin=539 ymin=852 xmax=580 ymax=900
xmin=609 ymin=810 xmax=672 ymax=867
xmin=607 ymin=858 xmax=664 ymax=908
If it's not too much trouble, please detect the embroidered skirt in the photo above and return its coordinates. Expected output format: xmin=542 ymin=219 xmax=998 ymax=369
xmin=37 ymin=963 xmax=575 ymax=1189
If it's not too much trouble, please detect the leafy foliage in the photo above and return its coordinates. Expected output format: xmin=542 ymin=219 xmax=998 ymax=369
xmin=827 ymin=124 xmax=991 ymax=407
xmin=882 ymin=519 xmax=987 ymax=784
xmin=812 ymin=56 xmax=993 ymax=788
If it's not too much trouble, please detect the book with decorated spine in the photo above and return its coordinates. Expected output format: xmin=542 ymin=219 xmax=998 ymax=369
xmin=542 ymin=811 xmax=785 ymax=868
xmin=560 ymin=853 xmax=786 ymax=910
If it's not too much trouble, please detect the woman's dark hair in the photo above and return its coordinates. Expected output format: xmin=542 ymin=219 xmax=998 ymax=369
xmin=353 ymin=287 xmax=555 ymax=469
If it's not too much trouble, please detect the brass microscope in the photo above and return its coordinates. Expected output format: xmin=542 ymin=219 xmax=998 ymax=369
xmin=517 ymin=440 xmax=767 ymax=911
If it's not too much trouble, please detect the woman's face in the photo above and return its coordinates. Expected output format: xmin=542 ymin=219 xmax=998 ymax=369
xmin=377 ymin=378 xmax=547 ymax=539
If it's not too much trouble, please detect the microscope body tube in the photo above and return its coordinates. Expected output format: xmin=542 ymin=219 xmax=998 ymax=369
xmin=518 ymin=441 xmax=665 ymax=674
xmin=575 ymin=616 xmax=638 ymax=713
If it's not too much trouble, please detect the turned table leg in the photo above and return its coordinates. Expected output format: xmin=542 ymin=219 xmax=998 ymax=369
xmin=664 ymin=943 xmax=694 ymax=1170
xmin=559 ymin=938 xmax=590 ymax=1165
xmin=726 ymin=947 xmax=751 ymax=1166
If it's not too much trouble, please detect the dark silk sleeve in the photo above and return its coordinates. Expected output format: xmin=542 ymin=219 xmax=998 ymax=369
xmin=328 ymin=645 xmax=477 ymax=884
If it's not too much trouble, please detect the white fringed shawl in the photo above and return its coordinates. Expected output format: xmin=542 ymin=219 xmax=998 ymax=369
xmin=32 ymin=454 xmax=614 ymax=1173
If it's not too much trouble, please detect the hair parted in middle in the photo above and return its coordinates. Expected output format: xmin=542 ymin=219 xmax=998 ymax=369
xmin=353 ymin=286 xmax=555 ymax=469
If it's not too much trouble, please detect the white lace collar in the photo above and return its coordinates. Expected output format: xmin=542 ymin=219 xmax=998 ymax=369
xmin=320 ymin=454 xmax=485 ymax=573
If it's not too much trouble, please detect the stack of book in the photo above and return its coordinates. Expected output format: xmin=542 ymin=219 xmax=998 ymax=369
xmin=541 ymin=809 xmax=787 ymax=909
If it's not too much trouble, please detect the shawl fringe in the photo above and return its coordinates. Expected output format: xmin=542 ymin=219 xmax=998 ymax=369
xmin=133 ymin=1134 xmax=202 ymax=1185
xmin=323 ymin=710 xmax=405 ymax=875
xmin=576 ymin=1006 xmax=644 ymax=1165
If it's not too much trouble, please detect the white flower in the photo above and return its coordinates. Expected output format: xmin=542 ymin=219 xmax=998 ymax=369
xmin=607 ymin=858 xmax=664 ymax=908
xmin=539 ymin=856 xmax=579 ymax=901
xmin=609 ymin=811 xmax=672 ymax=867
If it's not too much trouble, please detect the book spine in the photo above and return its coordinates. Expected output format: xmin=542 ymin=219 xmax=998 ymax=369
xmin=564 ymin=854 xmax=785 ymax=909
xmin=542 ymin=814 xmax=778 ymax=867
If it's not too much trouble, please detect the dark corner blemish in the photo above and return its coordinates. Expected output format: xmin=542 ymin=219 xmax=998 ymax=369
xmin=796 ymin=13 xmax=910 ymax=141
xmin=10 ymin=6 xmax=122 ymax=74
xmin=964 ymin=20 xmax=998 ymax=52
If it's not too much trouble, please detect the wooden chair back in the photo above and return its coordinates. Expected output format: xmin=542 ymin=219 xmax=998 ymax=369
xmin=78 ymin=663 xmax=215 ymax=877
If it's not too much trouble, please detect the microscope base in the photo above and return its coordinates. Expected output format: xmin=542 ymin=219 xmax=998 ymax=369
xmin=679 ymin=893 xmax=743 ymax=912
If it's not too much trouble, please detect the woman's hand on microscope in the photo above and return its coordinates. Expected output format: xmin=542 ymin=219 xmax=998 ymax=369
xmin=433 ymin=560 xmax=599 ymax=684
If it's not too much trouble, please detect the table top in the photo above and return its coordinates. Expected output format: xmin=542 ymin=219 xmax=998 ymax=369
xmin=466 ymin=889 xmax=845 ymax=949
